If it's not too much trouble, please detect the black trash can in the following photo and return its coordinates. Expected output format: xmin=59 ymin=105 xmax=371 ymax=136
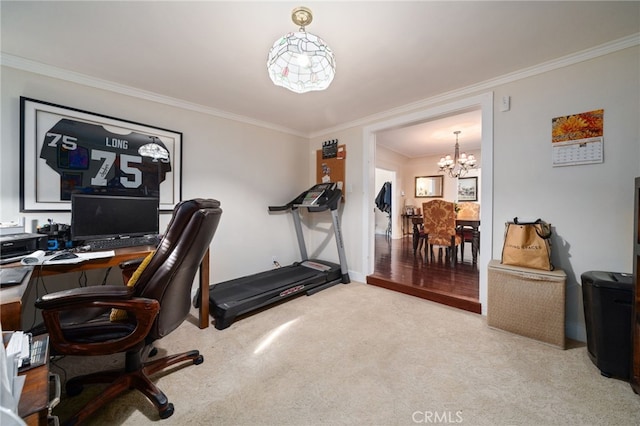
xmin=581 ymin=271 xmax=633 ymax=379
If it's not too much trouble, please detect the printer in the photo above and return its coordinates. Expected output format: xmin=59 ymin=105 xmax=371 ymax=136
xmin=0 ymin=221 xmax=48 ymax=262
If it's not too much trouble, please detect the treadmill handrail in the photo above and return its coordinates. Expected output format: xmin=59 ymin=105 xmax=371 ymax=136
xmin=268 ymin=204 xmax=289 ymax=212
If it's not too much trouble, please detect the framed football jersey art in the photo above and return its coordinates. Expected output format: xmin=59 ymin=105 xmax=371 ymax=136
xmin=20 ymin=97 xmax=182 ymax=212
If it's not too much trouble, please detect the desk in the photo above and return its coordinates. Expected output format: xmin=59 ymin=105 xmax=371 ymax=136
xmin=0 ymin=246 xmax=211 ymax=330
xmin=411 ymin=218 xmax=480 ymax=264
xmin=0 ymin=268 xmax=34 ymax=330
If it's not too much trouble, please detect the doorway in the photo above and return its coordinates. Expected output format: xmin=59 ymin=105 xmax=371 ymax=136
xmin=362 ymin=93 xmax=494 ymax=315
xmin=374 ymin=168 xmax=397 ymax=239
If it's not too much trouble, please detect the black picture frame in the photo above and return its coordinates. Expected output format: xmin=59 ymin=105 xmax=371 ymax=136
xmin=457 ymin=177 xmax=478 ymax=201
xmin=20 ymin=97 xmax=182 ymax=212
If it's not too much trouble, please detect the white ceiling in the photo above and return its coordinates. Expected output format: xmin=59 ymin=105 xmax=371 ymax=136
xmin=1 ymin=1 xmax=639 ymax=157
xmin=375 ymin=109 xmax=482 ymax=158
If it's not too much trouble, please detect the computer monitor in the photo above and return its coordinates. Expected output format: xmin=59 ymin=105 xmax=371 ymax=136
xmin=70 ymin=193 xmax=159 ymax=243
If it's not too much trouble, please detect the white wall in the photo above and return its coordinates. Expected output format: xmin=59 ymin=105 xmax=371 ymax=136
xmin=375 ymin=145 xmax=410 ymax=239
xmin=309 ymin=46 xmax=640 ymax=342
xmin=375 ymin=145 xmax=483 ymax=237
xmin=0 ymin=67 xmax=309 ymax=283
xmin=2 ymin=45 xmax=638 ymax=343
xmin=491 ymin=47 xmax=640 ymax=340
xmin=404 ymin=150 xmax=482 ymax=206
xmin=305 ymin=127 xmax=363 ymax=271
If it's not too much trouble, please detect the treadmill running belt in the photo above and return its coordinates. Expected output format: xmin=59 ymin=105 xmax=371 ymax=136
xmin=210 ymin=265 xmax=320 ymax=302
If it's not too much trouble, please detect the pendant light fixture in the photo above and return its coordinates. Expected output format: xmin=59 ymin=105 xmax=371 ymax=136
xmin=267 ymin=6 xmax=335 ymax=93
xmin=437 ymin=131 xmax=477 ymax=178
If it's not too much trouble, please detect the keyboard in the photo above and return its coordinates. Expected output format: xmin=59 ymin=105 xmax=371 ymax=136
xmin=86 ymin=235 xmax=159 ymax=251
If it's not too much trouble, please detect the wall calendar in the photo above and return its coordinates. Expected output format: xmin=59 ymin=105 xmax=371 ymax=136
xmin=551 ymin=109 xmax=604 ymax=167
xmin=552 ymin=136 xmax=603 ymax=167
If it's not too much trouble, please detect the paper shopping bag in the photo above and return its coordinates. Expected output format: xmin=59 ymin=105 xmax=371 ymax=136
xmin=501 ymin=218 xmax=553 ymax=270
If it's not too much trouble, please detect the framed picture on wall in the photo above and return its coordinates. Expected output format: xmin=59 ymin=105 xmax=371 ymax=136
xmin=20 ymin=97 xmax=182 ymax=212
xmin=457 ymin=177 xmax=478 ymax=201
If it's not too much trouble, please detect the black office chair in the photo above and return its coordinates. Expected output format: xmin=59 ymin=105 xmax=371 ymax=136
xmin=35 ymin=199 xmax=222 ymax=425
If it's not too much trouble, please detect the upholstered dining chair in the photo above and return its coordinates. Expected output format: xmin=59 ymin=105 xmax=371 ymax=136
xmin=34 ymin=198 xmax=222 ymax=425
xmin=419 ymin=200 xmax=461 ymax=266
xmin=456 ymin=201 xmax=480 ymax=220
xmin=456 ymin=202 xmax=480 ymax=263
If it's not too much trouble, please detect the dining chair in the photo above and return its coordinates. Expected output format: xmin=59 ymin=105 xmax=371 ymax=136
xmin=456 ymin=202 xmax=480 ymax=263
xmin=420 ymin=200 xmax=461 ymax=266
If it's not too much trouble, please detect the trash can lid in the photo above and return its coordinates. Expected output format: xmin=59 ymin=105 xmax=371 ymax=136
xmin=582 ymin=271 xmax=633 ymax=290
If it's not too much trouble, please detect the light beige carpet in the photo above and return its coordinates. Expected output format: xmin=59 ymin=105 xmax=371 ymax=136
xmin=50 ymin=282 xmax=640 ymax=425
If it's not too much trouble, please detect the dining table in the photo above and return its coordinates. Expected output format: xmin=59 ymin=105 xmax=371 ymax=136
xmin=411 ymin=217 xmax=480 ymax=264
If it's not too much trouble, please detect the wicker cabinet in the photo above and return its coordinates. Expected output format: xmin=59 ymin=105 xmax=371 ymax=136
xmin=631 ymin=177 xmax=640 ymax=394
xmin=487 ymin=260 xmax=566 ymax=349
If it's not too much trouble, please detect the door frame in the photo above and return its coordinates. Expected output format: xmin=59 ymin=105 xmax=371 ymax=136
xmin=362 ymin=92 xmax=494 ymax=314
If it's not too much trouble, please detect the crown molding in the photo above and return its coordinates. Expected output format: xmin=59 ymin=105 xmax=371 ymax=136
xmin=0 ymin=53 xmax=307 ymax=138
xmin=310 ymin=32 xmax=640 ymax=139
xmin=2 ymin=33 xmax=638 ymax=139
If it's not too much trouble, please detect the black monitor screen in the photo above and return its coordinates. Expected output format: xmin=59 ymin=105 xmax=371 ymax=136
xmin=71 ymin=194 xmax=159 ymax=242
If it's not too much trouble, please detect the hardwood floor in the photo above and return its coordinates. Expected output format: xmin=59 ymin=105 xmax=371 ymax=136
xmin=366 ymin=234 xmax=481 ymax=314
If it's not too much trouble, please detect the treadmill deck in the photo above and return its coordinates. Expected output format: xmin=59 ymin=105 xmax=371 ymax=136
xmin=208 ymin=259 xmax=342 ymax=329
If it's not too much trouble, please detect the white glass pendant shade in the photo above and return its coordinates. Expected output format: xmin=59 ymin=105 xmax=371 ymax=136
xmin=267 ymin=30 xmax=335 ymax=93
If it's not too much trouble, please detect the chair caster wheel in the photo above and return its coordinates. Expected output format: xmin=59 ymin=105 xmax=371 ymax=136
xmin=159 ymin=403 xmax=174 ymax=419
xmin=66 ymin=381 xmax=83 ymax=397
xmin=194 ymin=354 xmax=204 ymax=365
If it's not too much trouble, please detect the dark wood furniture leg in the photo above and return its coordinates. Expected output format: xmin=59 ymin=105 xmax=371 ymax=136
xmin=198 ymin=248 xmax=210 ymax=329
xmin=472 ymin=229 xmax=480 ymax=264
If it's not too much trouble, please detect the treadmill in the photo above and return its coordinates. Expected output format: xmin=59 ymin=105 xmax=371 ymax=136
xmin=206 ymin=182 xmax=350 ymax=330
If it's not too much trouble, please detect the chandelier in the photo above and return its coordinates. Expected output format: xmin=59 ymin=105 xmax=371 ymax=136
xmin=437 ymin=131 xmax=476 ymax=178
xmin=267 ymin=6 xmax=335 ymax=94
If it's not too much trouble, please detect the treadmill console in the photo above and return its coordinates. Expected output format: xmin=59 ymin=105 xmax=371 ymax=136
xmin=294 ymin=183 xmax=336 ymax=207
xmin=269 ymin=183 xmax=342 ymax=212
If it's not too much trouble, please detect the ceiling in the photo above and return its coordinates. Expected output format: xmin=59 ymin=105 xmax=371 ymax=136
xmin=1 ymin=1 xmax=639 ymax=157
xmin=375 ymin=109 xmax=482 ymax=159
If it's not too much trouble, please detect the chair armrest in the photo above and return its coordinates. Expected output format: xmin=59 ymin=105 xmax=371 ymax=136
xmin=35 ymin=286 xmax=159 ymax=356
xmin=35 ymin=285 xmax=133 ymax=310
xmin=119 ymin=258 xmax=146 ymax=270
xmin=119 ymin=257 xmax=146 ymax=284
